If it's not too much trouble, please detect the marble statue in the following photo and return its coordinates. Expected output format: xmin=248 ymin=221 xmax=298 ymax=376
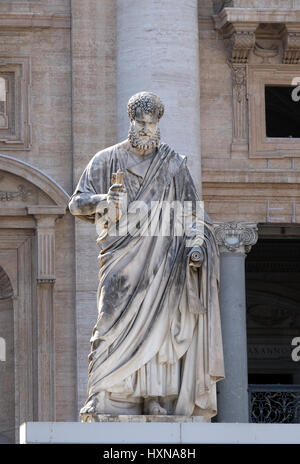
xmin=69 ymin=91 xmax=224 ymax=421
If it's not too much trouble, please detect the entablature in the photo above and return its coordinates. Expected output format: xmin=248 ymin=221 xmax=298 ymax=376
xmin=214 ymin=8 xmax=300 ymax=37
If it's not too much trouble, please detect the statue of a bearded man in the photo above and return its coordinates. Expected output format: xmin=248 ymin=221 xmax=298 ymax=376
xmin=69 ymin=91 xmax=224 ymax=421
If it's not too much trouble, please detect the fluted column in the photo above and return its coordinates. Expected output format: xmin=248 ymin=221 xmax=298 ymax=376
xmin=214 ymin=222 xmax=258 ymax=423
xmin=116 ymin=0 xmax=201 ymax=187
xmin=32 ymin=213 xmax=58 ymax=421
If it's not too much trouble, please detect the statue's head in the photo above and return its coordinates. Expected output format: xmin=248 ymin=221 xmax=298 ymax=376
xmin=127 ymin=92 xmax=164 ymax=152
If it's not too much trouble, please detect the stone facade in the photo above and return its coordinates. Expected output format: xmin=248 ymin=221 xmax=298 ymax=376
xmin=0 ymin=0 xmax=299 ymax=442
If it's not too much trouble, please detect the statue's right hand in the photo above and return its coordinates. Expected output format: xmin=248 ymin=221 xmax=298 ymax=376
xmin=107 ymin=184 xmax=127 ymax=207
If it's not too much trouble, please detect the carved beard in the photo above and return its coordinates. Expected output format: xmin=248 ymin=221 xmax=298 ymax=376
xmin=128 ymin=123 xmax=160 ymax=151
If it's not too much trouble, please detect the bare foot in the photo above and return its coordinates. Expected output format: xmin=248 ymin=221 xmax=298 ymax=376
xmin=80 ymin=397 xmax=98 ymax=416
xmin=147 ymin=400 xmax=167 ymax=415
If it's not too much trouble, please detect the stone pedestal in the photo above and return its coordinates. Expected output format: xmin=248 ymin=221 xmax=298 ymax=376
xmin=81 ymin=414 xmax=208 ymax=423
xmin=214 ymin=222 xmax=258 ymax=423
xmin=20 ymin=421 xmax=300 ymax=444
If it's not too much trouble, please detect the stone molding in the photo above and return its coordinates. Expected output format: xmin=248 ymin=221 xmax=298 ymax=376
xmin=27 ymin=205 xmax=67 ymax=216
xmin=0 ymin=13 xmax=70 ymax=29
xmin=0 ymin=154 xmax=70 ymax=205
xmin=202 ymin=168 xmax=300 ymax=184
xmin=213 ymin=8 xmax=300 ymax=33
xmin=0 ymin=56 xmax=31 ymax=150
xmin=214 ymin=221 xmax=258 ymax=253
xmin=248 ymin=64 xmax=300 ymax=157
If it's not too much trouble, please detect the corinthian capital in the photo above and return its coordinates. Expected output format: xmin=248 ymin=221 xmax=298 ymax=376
xmin=214 ymin=221 xmax=258 ymax=254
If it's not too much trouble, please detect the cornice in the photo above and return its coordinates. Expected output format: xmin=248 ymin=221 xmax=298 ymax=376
xmin=213 ymin=8 xmax=300 ymax=35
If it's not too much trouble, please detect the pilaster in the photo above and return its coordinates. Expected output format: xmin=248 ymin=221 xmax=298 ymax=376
xmin=227 ymin=31 xmax=255 ymax=155
xmin=33 ymin=213 xmax=59 ymax=421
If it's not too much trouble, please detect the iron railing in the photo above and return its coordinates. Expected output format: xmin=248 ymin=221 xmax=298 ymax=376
xmin=249 ymin=384 xmax=300 ymax=423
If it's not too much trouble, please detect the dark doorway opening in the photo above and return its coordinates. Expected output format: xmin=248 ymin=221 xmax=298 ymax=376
xmin=246 ymin=236 xmax=300 ymax=422
xmin=248 ymin=373 xmax=293 ymax=384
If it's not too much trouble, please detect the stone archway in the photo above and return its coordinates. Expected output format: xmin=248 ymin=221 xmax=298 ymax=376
xmin=0 ymin=153 xmax=69 ymax=441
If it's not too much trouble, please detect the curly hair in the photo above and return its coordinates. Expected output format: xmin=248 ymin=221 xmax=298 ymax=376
xmin=127 ymin=92 xmax=164 ymax=121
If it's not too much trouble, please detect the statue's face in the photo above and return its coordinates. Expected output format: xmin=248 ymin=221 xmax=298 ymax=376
xmin=128 ymin=108 xmax=160 ymax=152
xmin=133 ymin=108 xmax=159 ymax=139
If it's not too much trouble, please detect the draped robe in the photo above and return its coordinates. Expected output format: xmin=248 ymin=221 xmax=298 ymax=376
xmin=70 ymin=141 xmax=225 ymax=418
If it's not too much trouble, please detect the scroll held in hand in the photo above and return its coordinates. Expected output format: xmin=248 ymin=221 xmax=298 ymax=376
xmin=189 ymin=246 xmax=204 ymax=267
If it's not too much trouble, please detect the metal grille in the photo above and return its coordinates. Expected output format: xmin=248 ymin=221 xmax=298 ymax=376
xmin=249 ymin=385 xmax=300 ymax=423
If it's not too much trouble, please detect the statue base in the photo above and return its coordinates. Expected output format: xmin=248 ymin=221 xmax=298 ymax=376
xmin=81 ymin=414 xmax=209 ymax=423
xmin=20 ymin=421 xmax=300 ymax=444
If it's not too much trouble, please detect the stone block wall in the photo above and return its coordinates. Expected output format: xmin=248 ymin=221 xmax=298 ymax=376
xmin=1 ymin=0 xmax=300 ymax=428
xmin=199 ymin=1 xmax=300 ymax=225
xmin=0 ymin=0 xmax=77 ymax=423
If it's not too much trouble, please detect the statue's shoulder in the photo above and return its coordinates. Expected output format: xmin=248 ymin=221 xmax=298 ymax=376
xmin=88 ymin=142 xmax=122 ymax=167
xmin=159 ymin=142 xmax=187 ymax=167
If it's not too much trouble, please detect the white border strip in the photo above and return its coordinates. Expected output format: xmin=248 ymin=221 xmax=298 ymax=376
xmin=20 ymin=422 xmax=300 ymax=445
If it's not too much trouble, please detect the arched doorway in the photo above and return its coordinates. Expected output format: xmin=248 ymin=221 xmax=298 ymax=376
xmin=0 ymin=267 xmax=14 ymax=443
xmin=0 ymin=153 xmax=69 ymax=441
